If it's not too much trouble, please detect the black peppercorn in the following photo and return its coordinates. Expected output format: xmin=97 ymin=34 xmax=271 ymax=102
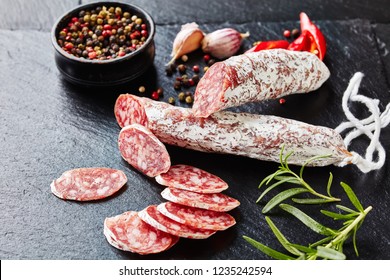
xmin=178 ymin=64 xmax=186 ymax=73
xmin=192 ymin=74 xmax=200 ymax=84
xmin=174 ymin=81 xmax=181 ymax=90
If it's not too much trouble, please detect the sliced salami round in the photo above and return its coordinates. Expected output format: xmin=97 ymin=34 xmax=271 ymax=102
xmin=115 ymin=93 xmax=148 ymax=128
xmin=157 ymin=202 xmax=236 ymax=231
xmin=161 ymin=188 xmax=240 ymax=212
xmin=50 ymin=167 xmax=127 ymax=201
xmin=138 ymin=205 xmax=216 ymax=239
xmin=155 ymin=165 xmax=228 ymax=193
xmin=104 ymin=211 xmax=178 ymax=255
xmin=118 ymin=124 xmax=171 ymax=177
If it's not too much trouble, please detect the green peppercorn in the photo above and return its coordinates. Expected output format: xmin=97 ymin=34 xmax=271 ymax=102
xmin=108 ymin=6 xmax=115 ymax=13
xmin=135 ymin=18 xmax=142 ymax=25
xmin=185 ymin=95 xmax=193 ymax=104
xmin=83 ymin=14 xmax=90 ymax=22
xmin=168 ymin=97 xmax=175 ymax=104
xmin=97 ymin=18 xmax=103 ymax=25
xmin=90 ymin=14 xmax=97 ymax=21
xmin=123 ymin=12 xmax=130 ymax=19
xmin=115 ymin=7 xmax=122 ymax=15
xmin=99 ymin=10 xmax=107 ymax=18
xmin=178 ymin=92 xmax=186 ymax=101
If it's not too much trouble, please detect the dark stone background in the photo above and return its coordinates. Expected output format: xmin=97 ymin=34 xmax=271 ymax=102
xmin=0 ymin=0 xmax=389 ymax=259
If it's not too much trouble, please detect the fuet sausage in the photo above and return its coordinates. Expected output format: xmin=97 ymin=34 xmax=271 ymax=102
xmin=193 ymin=49 xmax=330 ymax=117
xmin=114 ymin=94 xmax=351 ymax=167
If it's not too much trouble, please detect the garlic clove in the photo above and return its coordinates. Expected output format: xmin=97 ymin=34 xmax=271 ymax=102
xmin=202 ymin=28 xmax=249 ymax=60
xmin=169 ymin=22 xmax=204 ymax=65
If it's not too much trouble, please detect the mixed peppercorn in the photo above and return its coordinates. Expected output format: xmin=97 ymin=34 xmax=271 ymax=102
xmin=57 ymin=6 xmax=149 ymax=60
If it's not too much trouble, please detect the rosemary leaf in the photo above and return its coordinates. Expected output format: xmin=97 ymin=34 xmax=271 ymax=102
xmin=352 ymin=226 xmax=359 ymax=256
xmin=279 ymin=204 xmax=336 ymax=236
xmin=262 ymin=188 xmax=308 ymax=214
xmin=320 ymin=210 xmax=359 ymax=220
xmin=316 ymin=246 xmax=346 ymax=260
xmin=292 ymin=198 xmax=334 ymax=205
xmin=340 ymin=182 xmax=364 ymax=212
xmin=243 ymin=236 xmax=294 ymax=260
xmin=257 ymin=177 xmax=295 ymax=203
xmin=265 ymin=217 xmax=303 ymax=256
xmin=326 ymin=172 xmax=334 ymax=197
xmin=309 ymin=236 xmax=334 ymax=248
xmin=336 ymin=205 xmax=357 ymax=214
xmin=289 ymin=243 xmax=317 ymax=254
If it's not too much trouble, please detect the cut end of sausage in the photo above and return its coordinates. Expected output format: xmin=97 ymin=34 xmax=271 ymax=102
xmin=114 ymin=94 xmax=148 ymax=128
xmin=118 ymin=124 xmax=171 ymax=177
xmin=51 ymin=168 xmax=127 ymax=201
xmin=193 ymin=62 xmax=227 ymax=118
xmin=104 ymin=211 xmax=178 ymax=255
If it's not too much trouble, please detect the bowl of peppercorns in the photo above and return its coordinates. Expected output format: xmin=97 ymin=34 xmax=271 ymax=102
xmin=51 ymin=2 xmax=155 ymax=87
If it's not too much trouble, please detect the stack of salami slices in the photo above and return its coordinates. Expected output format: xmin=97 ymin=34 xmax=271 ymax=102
xmin=104 ymin=165 xmax=239 ymax=255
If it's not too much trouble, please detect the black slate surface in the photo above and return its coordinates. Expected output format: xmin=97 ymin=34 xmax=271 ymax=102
xmin=1 ymin=1 xmax=390 ymax=260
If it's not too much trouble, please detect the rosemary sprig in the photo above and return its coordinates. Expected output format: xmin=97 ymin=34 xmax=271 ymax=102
xmin=244 ymin=182 xmax=372 ymax=260
xmin=258 ymin=146 xmax=340 ymax=213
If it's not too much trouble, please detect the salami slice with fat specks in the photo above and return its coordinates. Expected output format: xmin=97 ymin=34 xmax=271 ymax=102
xmin=50 ymin=167 xmax=127 ymax=201
xmin=161 ymin=188 xmax=240 ymax=212
xmin=155 ymin=165 xmax=228 ymax=193
xmin=118 ymin=124 xmax=171 ymax=177
xmin=104 ymin=211 xmax=179 ymax=255
xmin=138 ymin=205 xmax=216 ymax=239
xmin=192 ymin=49 xmax=330 ymax=117
xmin=157 ymin=202 xmax=236 ymax=231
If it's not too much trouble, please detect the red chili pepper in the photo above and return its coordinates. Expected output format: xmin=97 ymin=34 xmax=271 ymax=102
xmin=299 ymin=12 xmax=326 ymax=60
xmin=245 ymin=40 xmax=289 ymax=53
xmin=287 ymin=30 xmax=311 ymax=51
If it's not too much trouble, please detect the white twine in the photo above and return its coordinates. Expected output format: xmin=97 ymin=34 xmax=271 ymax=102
xmin=335 ymin=72 xmax=390 ymax=172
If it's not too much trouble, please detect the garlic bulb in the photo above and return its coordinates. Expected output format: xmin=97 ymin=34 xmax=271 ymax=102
xmin=202 ymin=28 xmax=250 ymax=59
xmin=169 ymin=22 xmax=204 ymax=65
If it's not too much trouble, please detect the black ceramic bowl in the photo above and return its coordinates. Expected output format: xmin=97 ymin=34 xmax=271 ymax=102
xmin=51 ymin=2 xmax=155 ymax=87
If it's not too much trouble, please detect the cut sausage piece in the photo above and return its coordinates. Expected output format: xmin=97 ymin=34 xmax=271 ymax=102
xmin=115 ymin=94 xmax=148 ymax=128
xmin=138 ymin=205 xmax=216 ymax=239
xmin=118 ymin=124 xmax=171 ymax=177
xmin=50 ymin=167 xmax=127 ymax=201
xmin=157 ymin=202 xmax=236 ymax=231
xmin=114 ymin=94 xmax=351 ymax=167
xmin=161 ymin=188 xmax=240 ymax=212
xmin=104 ymin=211 xmax=179 ymax=255
xmin=155 ymin=165 xmax=228 ymax=193
xmin=193 ymin=49 xmax=330 ymax=117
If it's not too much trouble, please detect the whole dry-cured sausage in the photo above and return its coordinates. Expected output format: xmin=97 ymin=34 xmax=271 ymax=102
xmin=114 ymin=94 xmax=351 ymax=167
xmin=118 ymin=124 xmax=171 ymax=177
xmin=155 ymin=164 xmax=228 ymax=193
xmin=104 ymin=211 xmax=179 ymax=255
xmin=157 ymin=202 xmax=236 ymax=231
xmin=192 ymin=49 xmax=330 ymax=117
xmin=50 ymin=167 xmax=127 ymax=201
xmin=138 ymin=205 xmax=216 ymax=239
xmin=161 ymin=188 xmax=240 ymax=212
